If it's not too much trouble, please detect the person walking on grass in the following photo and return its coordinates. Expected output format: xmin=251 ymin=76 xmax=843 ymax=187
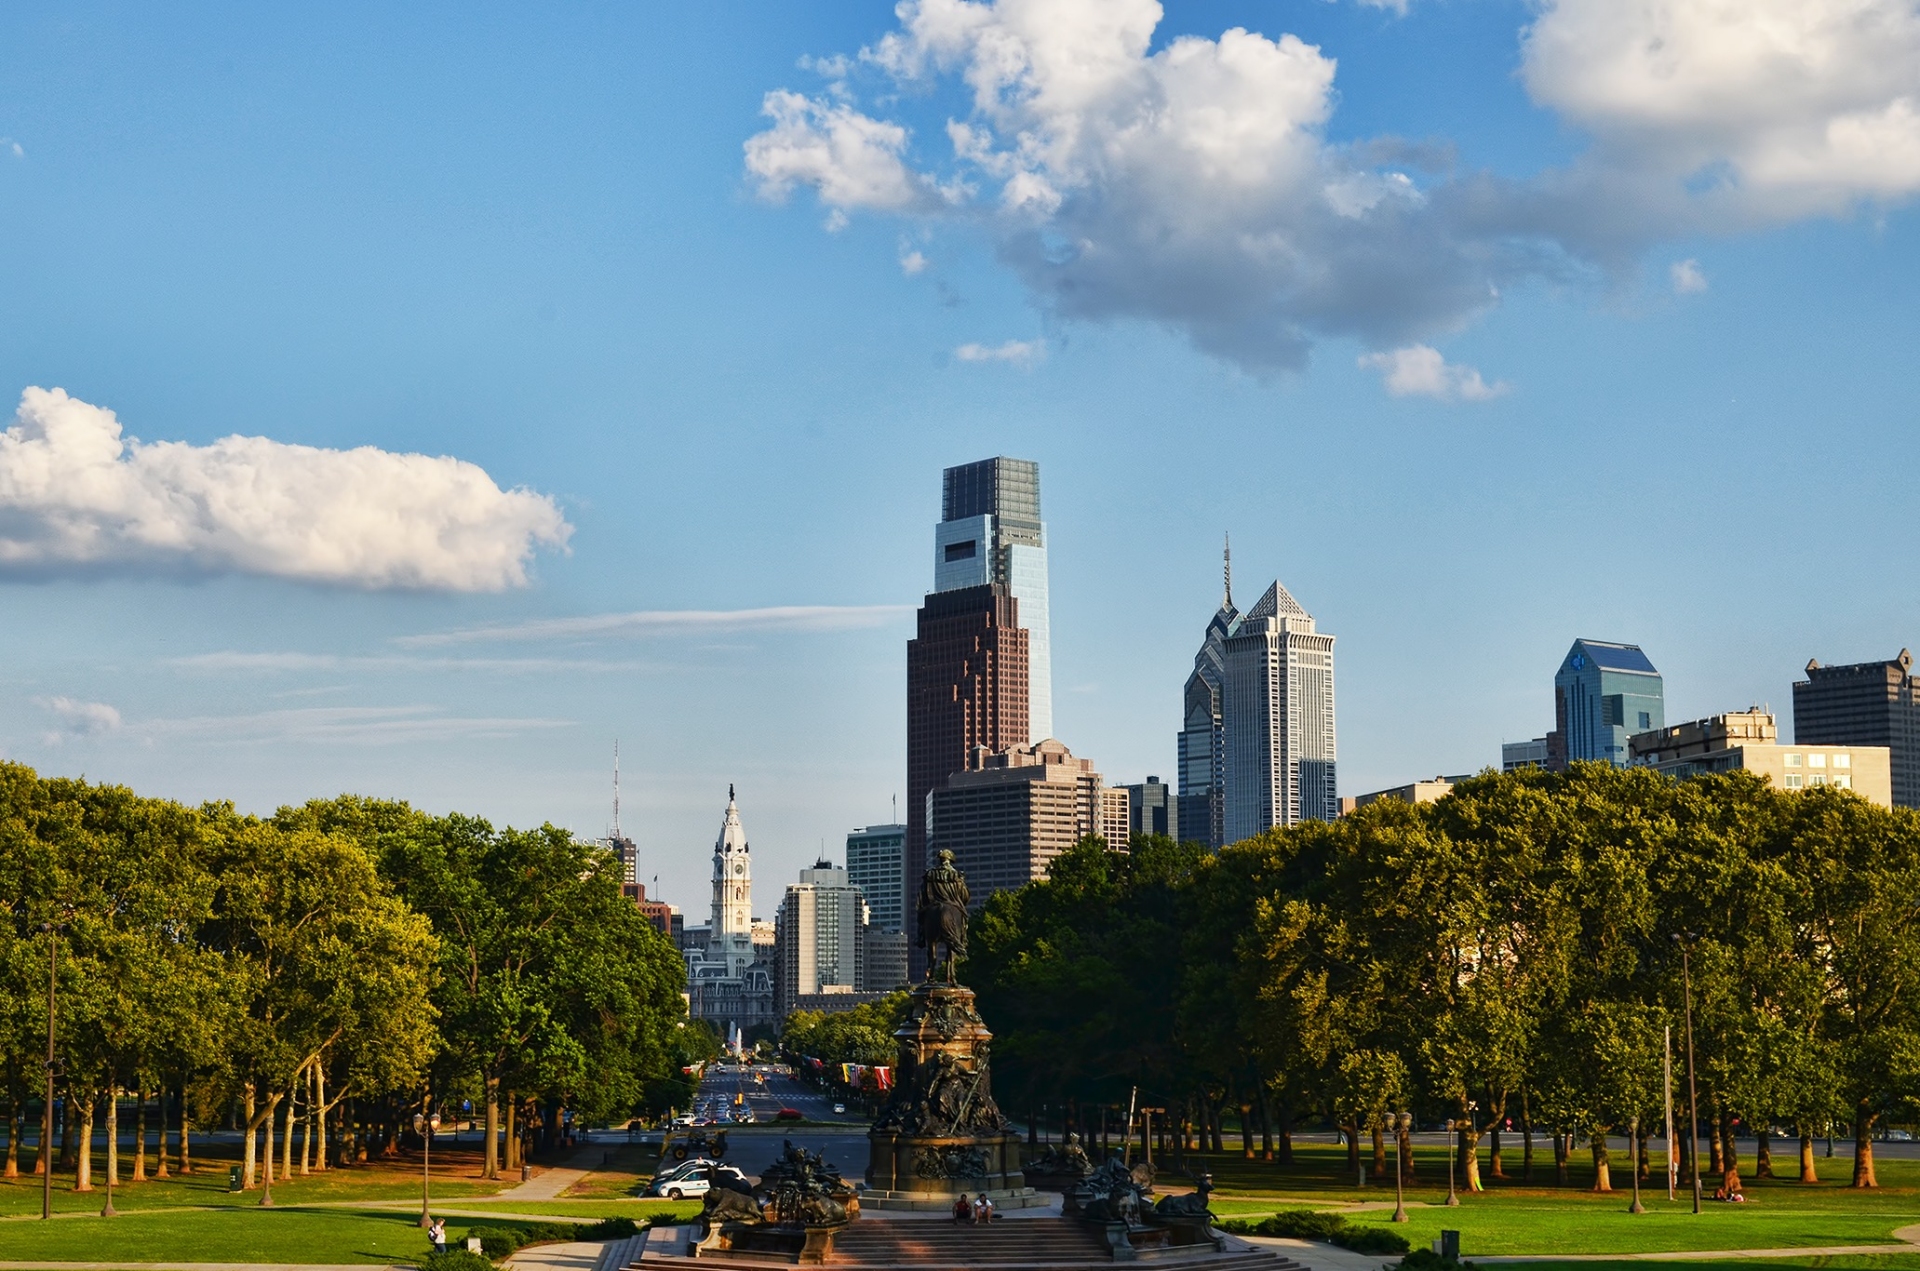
xmin=428 ymin=1217 xmax=447 ymax=1253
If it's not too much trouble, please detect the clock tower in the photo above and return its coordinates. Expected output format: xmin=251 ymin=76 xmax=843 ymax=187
xmin=709 ymin=785 xmax=756 ymax=978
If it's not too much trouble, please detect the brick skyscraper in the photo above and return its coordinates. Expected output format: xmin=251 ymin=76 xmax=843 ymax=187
xmin=905 ymin=583 xmax=1028 ymax=976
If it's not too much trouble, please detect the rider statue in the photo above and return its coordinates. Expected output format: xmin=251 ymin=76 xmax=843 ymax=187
xmin=917 ymin=849 xmax=970 ymax=983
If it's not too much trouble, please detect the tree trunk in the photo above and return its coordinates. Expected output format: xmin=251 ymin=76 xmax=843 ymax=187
xmin=105 ymin=1088 xmax=119 ymax=1189
xmin=313 ymin=1065 xmax=327 ymax=1173
xmin=1720 ymin=1112 xmax=1741 ymax=1194
xmin=1521 ymin=1090 xmax=1533 ymax=1183
xmin=504 ymin=1096 xmax=518 ymax=1172
xmin=133 ymin=1087 xmax=148 ymax=1182
xmin=484 ymin=1075 xmax=501 ymax=1180
xmin=1852 ymin=1110 xmax=1878 ymax=1188
xmin=1239 ymin=1100 xmax=1255 ymax=1159
xmin=1552 ymin=1130 xmax=1569 ymax=1187
xmin=1489 ymin=1124 xmax=1504 ymax=1180
xmin=75 ymin=1094 xmax=94 ymax=1192
xmin=1708 ymin=1112 xmax=1723 ymax=1175
xmin=1257 ymin=1085 xmax=1275 ymax=1161
xmin=299 ymin=1077 xmax=312 ymax=1176
xmin=155 ymin=1087 xmax=170 ymax=1178
xmin=1798 ymin=1124 xmax=1818 ymax=1183
xmin=243 ymin=1086 xmax=258 ymax=1188
xmin=60 ymin=1094 xmax=76 ymax=1170
xmin=180 ymin=1095 xmax=192 ymax=1175
xmin=1276 ymin=1095 xmax=1294 ymax=1165
xmin=1341 ymin=1119 xmax=1360 ymax=1174
xmin=1460 ymin=1115 xmax=1484 ymax=1192
xmin=1209 ymin=1096 xmax=1225 ymax=1154
xmin=281 ymin=1090 xmax=295 ymax=1181
xmin=1397 ymin=1117 xmax=1416 ymax=1183
xmin=263 ymin=1096 xmax=276 ymax=1187
xmin=1638 ymin=1121 xmax=1650 ymax=1182
xmin=1755 ymin=1117 xmax=1773 ymax=1179
xmin=1589 ymin=1131 xmax=1611 ymax=1192
xmin=1371 ymin=1119 xmax=1388 ymax=1179
xmin=5 ymin=1091 xmax=18 ymax=1179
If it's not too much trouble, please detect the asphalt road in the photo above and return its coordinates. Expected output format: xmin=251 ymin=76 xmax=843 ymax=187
xmin=679 ymin=1061 xmax=873 ymax=1182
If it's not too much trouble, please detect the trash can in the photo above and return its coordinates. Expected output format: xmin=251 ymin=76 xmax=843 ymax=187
xmin=1439 ymin=1230 xmax=1460 ymax=1259
xmin=228 ymin=1166 xmax=243 ymax=1192
xmin=520 ymin=1163 xmax=531 ymax=1182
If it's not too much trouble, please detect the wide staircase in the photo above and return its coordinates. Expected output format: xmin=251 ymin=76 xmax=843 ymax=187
xmin=605 ymin=1217 xmax=1309 ymax=1271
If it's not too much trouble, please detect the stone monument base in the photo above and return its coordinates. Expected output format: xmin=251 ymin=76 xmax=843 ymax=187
xmin=860 ymin=1185 xmax=1051 ymax=1213
xmin=867 ymin=1129 xmax=1026 ymax=1196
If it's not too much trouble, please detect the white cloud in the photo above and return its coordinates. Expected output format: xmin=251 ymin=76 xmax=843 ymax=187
xmin=1522 ymin=0 xmax=1920 ymax=217
xmin=1670 ymin=258 xmax=1709 ymax=294
xmin=168 ymin=651 xmax=655 ymax=673
xmin=745 ymin=0 xmax=1920 ymax=375
xmin=954 ymin=338 xmax=1044 ymax=365
xmin=900 ymin=248 xmax=930 ymax=275
xmin=0 ymin=387 xmax=570 ymax=591
xmin=397 ymin=604 xmax=912 ymax=648
xmin=139 ymin=705 xmax=571 ymax=746
xmin=1358 ymin=345 xmax=1509 ymax=401
xmin=37 ymin=696 xmax=122 ymax=744
xmin=2 ymin=139 xmax=21 ymax=159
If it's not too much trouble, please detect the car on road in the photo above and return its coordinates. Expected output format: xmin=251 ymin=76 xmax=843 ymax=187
xmin=648 ymin=1162 xmax=749 ymax=1200
xmin=775 ymin=1107 xmax=804 ymax=1122
xmin=832 ymin=1103 xmax=846 ymax=1115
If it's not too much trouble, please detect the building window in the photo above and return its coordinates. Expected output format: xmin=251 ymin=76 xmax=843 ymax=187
xmin=944 ymin=540 xmax=977 ymax=561
xmin=1639 ymin=711 xmax=1652 ymax=730
xmin=1834 ymin=774 xmax=1852 ymax=789
xmin=1811 ymin=774 xmax=1826 ymax=786
xmin=1784 ymin=774 xmax=1803 ymax=788
xmin=1785 ymin=754 xmax=1802 ymax=767
xmin=1602 ymin=695 xmax=1624 ymax=726
xmin=1808 ymin=753 xmax=1826 ymax=768
xmin=1833 ymin=753 xmax=1851 ymax=768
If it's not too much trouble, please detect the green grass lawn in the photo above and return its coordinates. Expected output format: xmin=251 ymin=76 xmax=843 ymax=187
xmin=0 ymin=1206 xmax=443 ymax=1263
xmin=1512 ymin=1260 xmax=1920 ymax=1270
xmin=444 ymin=1197 xmax=700 ymax=1222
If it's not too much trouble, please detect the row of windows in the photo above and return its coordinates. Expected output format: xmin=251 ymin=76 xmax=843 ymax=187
xmin=1784 ymin=752 xmax=1852 ymax=768
xmin=1784 ymin=773 xmax=1852 ymax=789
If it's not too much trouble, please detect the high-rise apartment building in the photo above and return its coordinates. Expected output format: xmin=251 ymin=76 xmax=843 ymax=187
xmin=773 ymin=858 xmax=870 ymax=1016
xmin=927 ymin=739 xmax=1112 ymax=905
xmin=1124 ymin=776 xmax=1177 ymax=840
xmin=905 ymin=584 xmax=1029 ymax=971
xmin=1221 ymin=580 xmax=1338 ymax=840
xmin=1501 ymin=738 xmax=1551 ymax=772
xmin=1178 ymin=546 xmax=1238 ymax=848
xmin=845 ymin=823 xmax=906 ymax=935
xmin=933 ymin=457 xmax=1052 ymax=744
xmin=1793 ymin=650 xmax=1920 ymax=808
xmin=1098 ymin=786 xmax=1131 ymax=850
xmin=1631 ymin=709 xmax=1893 ymax=806
xmin=1552 ymin=640 xmax=1665 ymax=767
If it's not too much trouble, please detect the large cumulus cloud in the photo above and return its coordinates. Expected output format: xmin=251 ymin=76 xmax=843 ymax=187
xmin=744 ymin=0 xmax=1920 ymax=375
xmin=0 ymin=387 xmax=571 ymax=590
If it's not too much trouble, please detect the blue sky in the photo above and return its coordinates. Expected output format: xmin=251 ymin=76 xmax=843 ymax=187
xmin=3 ymin=1 xmax=1917 ymax=915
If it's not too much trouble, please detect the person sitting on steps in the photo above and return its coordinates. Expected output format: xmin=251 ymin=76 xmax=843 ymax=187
xmin=953 ymin=1192 xmax=973 ymax=1224
xmin=973 ymin=1193 xmax=995 ymax=1224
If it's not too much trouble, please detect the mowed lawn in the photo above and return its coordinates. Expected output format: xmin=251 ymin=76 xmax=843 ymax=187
xmin=0 ymin=1206 xmax=443 ymax=1263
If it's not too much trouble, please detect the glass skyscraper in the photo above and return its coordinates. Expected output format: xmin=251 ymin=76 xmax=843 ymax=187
xmin=1552 ymin=639 xmax=1665 ymax=766
xmin=1220 ymin=579 xmax=1338 ymax=839
xmin=933 ymin=457 xmax=1052 ymax=743
xmin=1178 ymin=546 xmax=1237 ymax=848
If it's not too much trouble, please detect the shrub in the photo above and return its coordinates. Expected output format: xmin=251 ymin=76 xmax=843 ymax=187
xmin=1216 ymin=1209 xmax=1408 ymax=1255
xmin=578 ymin=1216 xmax=644 ymax=1240
xmin=476 ymin=1221 xmax=581 ymax=1257
xmin=1335 ymin=1225 xmax=1410 ymax=1255
xmin=419 ymin=1252 xmax=494 ymax=1271
xmin=1253 ymin=1211 xmax=1348 ymax=1241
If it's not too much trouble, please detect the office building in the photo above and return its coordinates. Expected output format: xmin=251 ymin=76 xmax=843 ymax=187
xmin=1177 ymin=544 xmax=1238 ymax=848
xmin=1124 ymin=776 xmax=1177 ymax=840
xmin=1793 ymin=650 xmax=1920 ymax=809
xmin=683 ymin=788 xmax=776 ymax=1039
xmin=934 ymin=457 xmax=1052 ymax=744
xmin=927 ymin=739 xmax=1114 ymax=906
xmin=863 ymin=927 xmax=909 ymax=993
xmin=1098 ymin=786 xmax=1131 ymax=849
xmin=1221 ymin=579 xmax=1338 ymax=840
xmin=1551 ymin=639 xmax=1665 ymax=767
xmin=773 ymin=858 xmax=870 ymax=1017
xmin=1339 ymin=776 xmax=1474 ymax=815
xmin=1630 ymin=709 xmax=1892 ymax=806
xmin=1502 ymin=738 xmax=1551 ymax=773
xmin=905 ymin=584 xmax=1029 ymax=970
xmin=845 ymin=823 xmax=906 ymax=935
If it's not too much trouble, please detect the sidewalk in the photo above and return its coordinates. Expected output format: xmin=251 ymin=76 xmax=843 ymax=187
xmin=488 ymin=1145 xmax=610 ymax=1203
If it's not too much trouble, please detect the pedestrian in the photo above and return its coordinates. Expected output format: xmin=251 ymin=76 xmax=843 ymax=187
xmin=952 ymin=1192 xmax=972 ymax=1224
xmin=428 ymin=1216 xmax=447 ymax=1253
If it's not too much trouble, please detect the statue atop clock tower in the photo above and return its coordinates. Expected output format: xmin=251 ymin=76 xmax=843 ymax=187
xmin=709 ymin=785 xmax=756 ymax=979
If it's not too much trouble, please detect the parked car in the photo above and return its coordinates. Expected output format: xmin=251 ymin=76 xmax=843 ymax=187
xmin=648 ymin=1163 xmax=749 ymax=1201
xmin=832 ymin=1103 xmax=846 ymax=1115
xmin=775 ymin=1107 xmax=804 ymax=1122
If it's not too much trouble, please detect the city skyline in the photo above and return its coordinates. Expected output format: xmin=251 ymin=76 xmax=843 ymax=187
xmin=3 ymin=2 xmax=1919 ymax=909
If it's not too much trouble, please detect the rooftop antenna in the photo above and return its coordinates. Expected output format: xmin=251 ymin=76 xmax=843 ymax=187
xmin=1224 ymin=532 xmax=1233 ymax=609
xmin=612 ymin=739 xmax=621 ymax=839
xmin=892 ymin=793 xmax=898 ymax=823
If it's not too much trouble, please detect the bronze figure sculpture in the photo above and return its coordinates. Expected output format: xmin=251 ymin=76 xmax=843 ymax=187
xmin=917 ymin=848 xmax=970 ymax=983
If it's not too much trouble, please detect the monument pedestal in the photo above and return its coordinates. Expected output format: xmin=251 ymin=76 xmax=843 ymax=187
xmin=865 ymin=981 xmax=1039 ymax=1211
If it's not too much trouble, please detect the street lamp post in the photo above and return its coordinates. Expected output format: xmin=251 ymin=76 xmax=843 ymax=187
xmin=1445 ymin=1118 xmax=1459 ymax=1206
xmin=415 ymin=1110 xmax=442 ymax=1228
xmin=1467 ymin=1100 xmax=1479 ymax=1194
xmin=1392 ymin=1113 xmax=1410 ymax=1223
xmin=1628 ymin=1114 xmax=1645 ymax=1214
xmin=1674 ymin=933 xmax=1703 ymax=1214
xmin=41 ymin=921 xmax=58 ymax=1223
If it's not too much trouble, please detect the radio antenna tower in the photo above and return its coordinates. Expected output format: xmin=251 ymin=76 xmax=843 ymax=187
xmin=612 ymin=739 xmax=621 ymax=839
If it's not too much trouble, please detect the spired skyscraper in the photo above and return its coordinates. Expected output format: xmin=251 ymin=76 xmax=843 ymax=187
xmin=932 ymin=457 xmax=1052 ymax=744
xmin=1220 ymin=578 xmax=1338 ymax=839
xmin=1178 ymin=540 xmax=1238 ymax=848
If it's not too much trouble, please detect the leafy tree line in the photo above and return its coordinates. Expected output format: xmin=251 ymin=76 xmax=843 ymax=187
xmin=0 ymin=764 xmax=688 ymax=1190
xmin=966 ymin=764 xmax=1920 ymax=1191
